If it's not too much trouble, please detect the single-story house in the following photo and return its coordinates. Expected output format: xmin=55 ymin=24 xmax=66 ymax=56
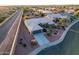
xmin=24 ymin=17 xmax=55 ymax=34
xmin=65 ymin=9 xmax=75 ymax=14
xmin=38 ymin=9 xmax=52 ymax=14
xmin=42 ymin=10 xmax=52 ymax=14
xmin=46 ymin=13 xmax=67 ymax=20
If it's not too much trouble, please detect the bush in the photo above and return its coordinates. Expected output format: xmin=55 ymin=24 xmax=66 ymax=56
xmin=55 ymin=18 xmax=60 ymax=22
xmin=43 ymin=28 xmax=47 ymax=32
xmin=50 ymin=25 xmax=57 ymax=28
xmin=43 ymin=23 xmax=49 ymax=28
xmin=47 ymin=32 xmax=51 ymax=36
xmin=22 ymin=43 xmax=27 ymax=48
xmin=39 ymin=23 xmax=49 ymax=28
xmin=40 ymin=13 xmax=45 ymax=17
xmin=31 ymin=40 xmax=37 ymax=46
xmin=47 ymin=31 xmax=52 ymax=36
xmin=39 ymin=23 xmax=43 ymax=27
xmin=0 ymin=19 xmax=4 ymax=23
xmin=0 ymin=16 xmax=6 ymax=23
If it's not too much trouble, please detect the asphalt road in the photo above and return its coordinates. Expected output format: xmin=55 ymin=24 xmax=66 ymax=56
xmin=0 ymin=10 xmax=22 ymax=44
xmin=37 ymin=22 xmax=79 ymax=55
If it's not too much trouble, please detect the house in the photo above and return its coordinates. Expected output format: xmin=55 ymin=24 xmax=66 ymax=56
xmin=46 ymin=13 xmax=67 ymax=20
xmin=38 ymin=9 xmax=52 ymax=14
xmin=24 ymin=17 xmax=55 ymax=34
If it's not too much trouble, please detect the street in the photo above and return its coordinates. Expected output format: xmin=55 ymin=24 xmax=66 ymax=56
xmin=0 ymin=10 xmax=21 ymax=44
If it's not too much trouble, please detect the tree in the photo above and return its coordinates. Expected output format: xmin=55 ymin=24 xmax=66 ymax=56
xmin=21 ymin=6 xmax=32 ymax=13
xmin=39 ymin=12 xmax=45 ymax=17
xmin=59 ymin=18 xmax=65 ymax=23
xmin=74 ymin=10 xmax=79 ymax=17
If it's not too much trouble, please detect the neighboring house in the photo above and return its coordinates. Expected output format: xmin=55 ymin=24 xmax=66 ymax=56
xmin=42 ymin=10 xmax=52 ymax=14
xmin=65 ymin=9 xmax=75 ymax=14
xmin=38 ymin=9 xmax=52 ymax=14
xmin=46 ymin=13 xmax=67 ymax=20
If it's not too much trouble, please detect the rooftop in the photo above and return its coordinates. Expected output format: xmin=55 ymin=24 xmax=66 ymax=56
xmin=38 ymin=9 xmax=52 ymax=14
xmin=24 ymin=17 xmax=55 ymax=33
xmin=47 ymin=13 xmax=67 ymax=19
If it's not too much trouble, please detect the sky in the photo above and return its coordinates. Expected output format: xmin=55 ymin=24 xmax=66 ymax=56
xmin=0 ymin=0 xmax=79 ymax=5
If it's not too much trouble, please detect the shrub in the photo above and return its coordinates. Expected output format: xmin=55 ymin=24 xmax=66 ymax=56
xmin=43 ymin=23 xmax=49 ymax=28
xmin=39 ymin=23 xmax=43 ymax=27
xmin=40 ymin=13 xmax=45 ymax=17
xmin=47 ymin=31 xmax=52 ymax=36
xmin=74 ymin=10 xmax=79 ymax=17
xmin=43 ymin=28 xmax=47 ymax=32
xmin=39 ymin=23 xmax=49 ymax=28
xmin=0 ymin=16 xmax=6 ymax=23
xmin=19 ymin=42 xmax=22 ymax=44
xmin=22 ymin=43 xmax=27 ymax=48
xmin=31 ymin=40 xmax=37 ymax=46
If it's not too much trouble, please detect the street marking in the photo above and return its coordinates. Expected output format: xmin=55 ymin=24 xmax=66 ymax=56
xmin=0 ymin=10 xmax=22 ymax=55
xmin=0 ymin=10 xmax=20 ymax=54
xmin=10 ymin=10 xmax=23 ymax=55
